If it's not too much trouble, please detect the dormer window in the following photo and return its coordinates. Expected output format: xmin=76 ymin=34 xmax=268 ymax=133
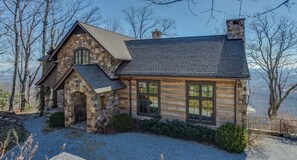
xmin=74 ymin=49 xmax=89 ymax=64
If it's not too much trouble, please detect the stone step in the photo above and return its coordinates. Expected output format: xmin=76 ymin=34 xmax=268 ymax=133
xmin=70 ymin=125 xmax=87 ymax=131
xmin=70 ymin=121 xmax=87 ymax=131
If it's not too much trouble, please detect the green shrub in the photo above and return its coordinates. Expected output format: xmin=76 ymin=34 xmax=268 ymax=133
xmin=48 ymin=112 xmax=65 ymax=128
xmin=215 ymin=123 xmax=248 ymax=153
xmin=140 ymin=119 xmax=215 ymax=142
xmin=111 ymin=114 xmax=135 ymax=132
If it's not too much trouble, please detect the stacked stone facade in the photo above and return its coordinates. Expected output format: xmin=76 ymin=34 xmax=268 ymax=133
xmin=64 ymin=71 xmax=120 ymax=132
xmin=95 ymin=91 xmax=120 ymax=132
xmin=57 ymin=29 xmax=121 ymax=80
xmin=56 ymin=28 xmax=121 ymax=132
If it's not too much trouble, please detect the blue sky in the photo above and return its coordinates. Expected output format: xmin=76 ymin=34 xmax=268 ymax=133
xmin=93 ymin=0 xmax=297 ymax=37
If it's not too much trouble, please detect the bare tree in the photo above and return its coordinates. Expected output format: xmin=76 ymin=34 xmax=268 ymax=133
xmin=158 ymin=18 xmax=176 ymax=36
xmin=0 ymin=0 xmax=101 ymax=112
xmin=17 ymin=0 xmax=43 ymax=111
xmin=1 ymin=0 xmax=21 ymax=111
xmin=144 ymin=0 xmax=295 ymax=18
xmin=80 ymin=7 xmax=102 ymax=26
xmin=122 ymin=7 xmax=176 ymax=39
xmin=103 ymin=17 xmax=124 ymax=33
xmin=247 ymin=14 xmax=297 ymax=118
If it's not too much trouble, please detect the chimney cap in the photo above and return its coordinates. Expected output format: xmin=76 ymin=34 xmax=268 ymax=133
xmin=226 ymin=18 xmax=246 ymax=22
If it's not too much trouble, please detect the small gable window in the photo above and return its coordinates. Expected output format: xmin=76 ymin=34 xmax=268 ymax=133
xmin=74 ymin=49 xmax=89 ymax=64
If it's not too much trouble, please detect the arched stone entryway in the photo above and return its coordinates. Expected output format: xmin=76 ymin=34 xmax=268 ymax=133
xmin=72 ymin=92 xmax=87 ymax=124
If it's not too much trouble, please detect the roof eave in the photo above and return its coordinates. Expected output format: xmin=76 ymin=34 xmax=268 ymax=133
xmin=115 ymin=73 xmax=250 ymax=79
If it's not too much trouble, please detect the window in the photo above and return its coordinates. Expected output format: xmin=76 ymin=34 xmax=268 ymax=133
xmin=100 ymin=96 xmax=105 ymax=110
xmin=186 ymin=82 xmax=215 ymax=124
xmin=74 ymin=49 xmax=89 ymax=64
xmin=137 ymin=81 xmax=160 ymax=116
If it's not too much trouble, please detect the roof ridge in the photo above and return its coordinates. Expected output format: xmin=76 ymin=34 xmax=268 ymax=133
xmin=124 ymin=34 xmax=229 ymax=42
xmin=77 ymin=21 xmax=134 ymax=39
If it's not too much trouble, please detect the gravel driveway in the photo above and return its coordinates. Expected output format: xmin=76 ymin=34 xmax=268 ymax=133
xmin=15 ymin=117 xmax=297 ymax=160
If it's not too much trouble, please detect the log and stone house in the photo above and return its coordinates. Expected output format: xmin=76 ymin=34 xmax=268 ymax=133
xmin=36 ymin=18 xmax=250 ymax=133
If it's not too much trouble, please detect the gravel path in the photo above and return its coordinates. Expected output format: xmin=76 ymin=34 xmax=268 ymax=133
xmin=19 ymin=117 xmax=297 ymax=160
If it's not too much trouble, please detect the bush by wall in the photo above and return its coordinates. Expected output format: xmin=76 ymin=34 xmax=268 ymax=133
xmin=215 ymin=123 xmax=248 ymax=153
xmin=140 ymin=119 xmax=216 ymax=142
xmin=48 ymin=112 xmax=65 ymax=128
xmin=111 ymin=114 xmax=135 ymax=132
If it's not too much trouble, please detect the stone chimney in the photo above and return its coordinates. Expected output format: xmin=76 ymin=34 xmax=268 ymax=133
xmin=152 ymin=29 xmax=162 ymax=39
xmin=226 ymin=18 xmax=245 ymax=41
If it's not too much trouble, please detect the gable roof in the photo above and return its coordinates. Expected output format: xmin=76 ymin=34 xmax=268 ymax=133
xmin=49 ymin=21 xmax=134 ymax=60
xmin=54 ymin=64 xmax=126 ymax=94
xmin=79 ymin=22 xmax=134 ymax=60
xmin=116 ymin=35 xmax=250 ymax=78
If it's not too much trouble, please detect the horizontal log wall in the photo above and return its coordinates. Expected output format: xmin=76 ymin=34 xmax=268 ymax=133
xmin=118 ymin=76 xmax=247 ymax=127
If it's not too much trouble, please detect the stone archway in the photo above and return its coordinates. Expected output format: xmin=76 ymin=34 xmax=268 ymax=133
xmin=72 ymin=92 xmax=87 ymax=124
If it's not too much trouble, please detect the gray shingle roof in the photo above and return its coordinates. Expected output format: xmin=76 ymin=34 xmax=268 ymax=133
xmin=74 ymin=65 xmax=126 ymax=93
xmin=55 ymin=64 xmax=126 ymax=93
xmin=116 ymin=35 xmax=250 ymax=78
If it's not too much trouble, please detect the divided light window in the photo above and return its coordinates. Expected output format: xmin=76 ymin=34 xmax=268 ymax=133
xmin=74 ymin=49 xmax=89 ymax=64
xmin=137 ymin=81 xmax=160 ymax=117
xmin=186 ymin=82 xmax=215 ymax=124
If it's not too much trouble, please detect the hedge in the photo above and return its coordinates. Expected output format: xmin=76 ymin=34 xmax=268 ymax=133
xmin=110 ymin=114 xmax=135 ymax=132
xmin=140 ymin=119 xmax=216 ymax=142
xmin=215 ymin=123 xmax=248 ymax=153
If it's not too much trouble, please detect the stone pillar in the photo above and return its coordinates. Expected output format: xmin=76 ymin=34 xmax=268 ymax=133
xmin=96 ymin=91 xmax=120 ymax=133
xmin=235 ymin=80 xmax=248 ymax=127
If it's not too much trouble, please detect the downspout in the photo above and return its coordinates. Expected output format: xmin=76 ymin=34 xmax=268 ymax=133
xmin=129 ymin=79 xmax=132 ymax=116
xmin=234 ymin=79 xmax=238 ymax=124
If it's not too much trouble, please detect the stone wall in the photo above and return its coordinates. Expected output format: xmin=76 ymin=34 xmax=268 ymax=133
xmin=64 ymin=71 xmax=120 ymax=133
xmin=57 ymin=29 xmax=121 ymax=80
xmin=64 ymin=71 xmax=97 ymax=132
xmin=235 ymin=80 xmax=248 ymax=126
xmin=95 ymin=91 xmax=120 ymax=133
xmin=56 ymin=27 xmax=122 ymax=108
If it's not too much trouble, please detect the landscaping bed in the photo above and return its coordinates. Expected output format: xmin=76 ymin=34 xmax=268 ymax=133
xmin=110 ymin=114 xmax=248 ymax=153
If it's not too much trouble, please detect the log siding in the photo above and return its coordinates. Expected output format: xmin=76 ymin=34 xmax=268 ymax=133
xmin=118 ymin=76 xmax=248 ymax=127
